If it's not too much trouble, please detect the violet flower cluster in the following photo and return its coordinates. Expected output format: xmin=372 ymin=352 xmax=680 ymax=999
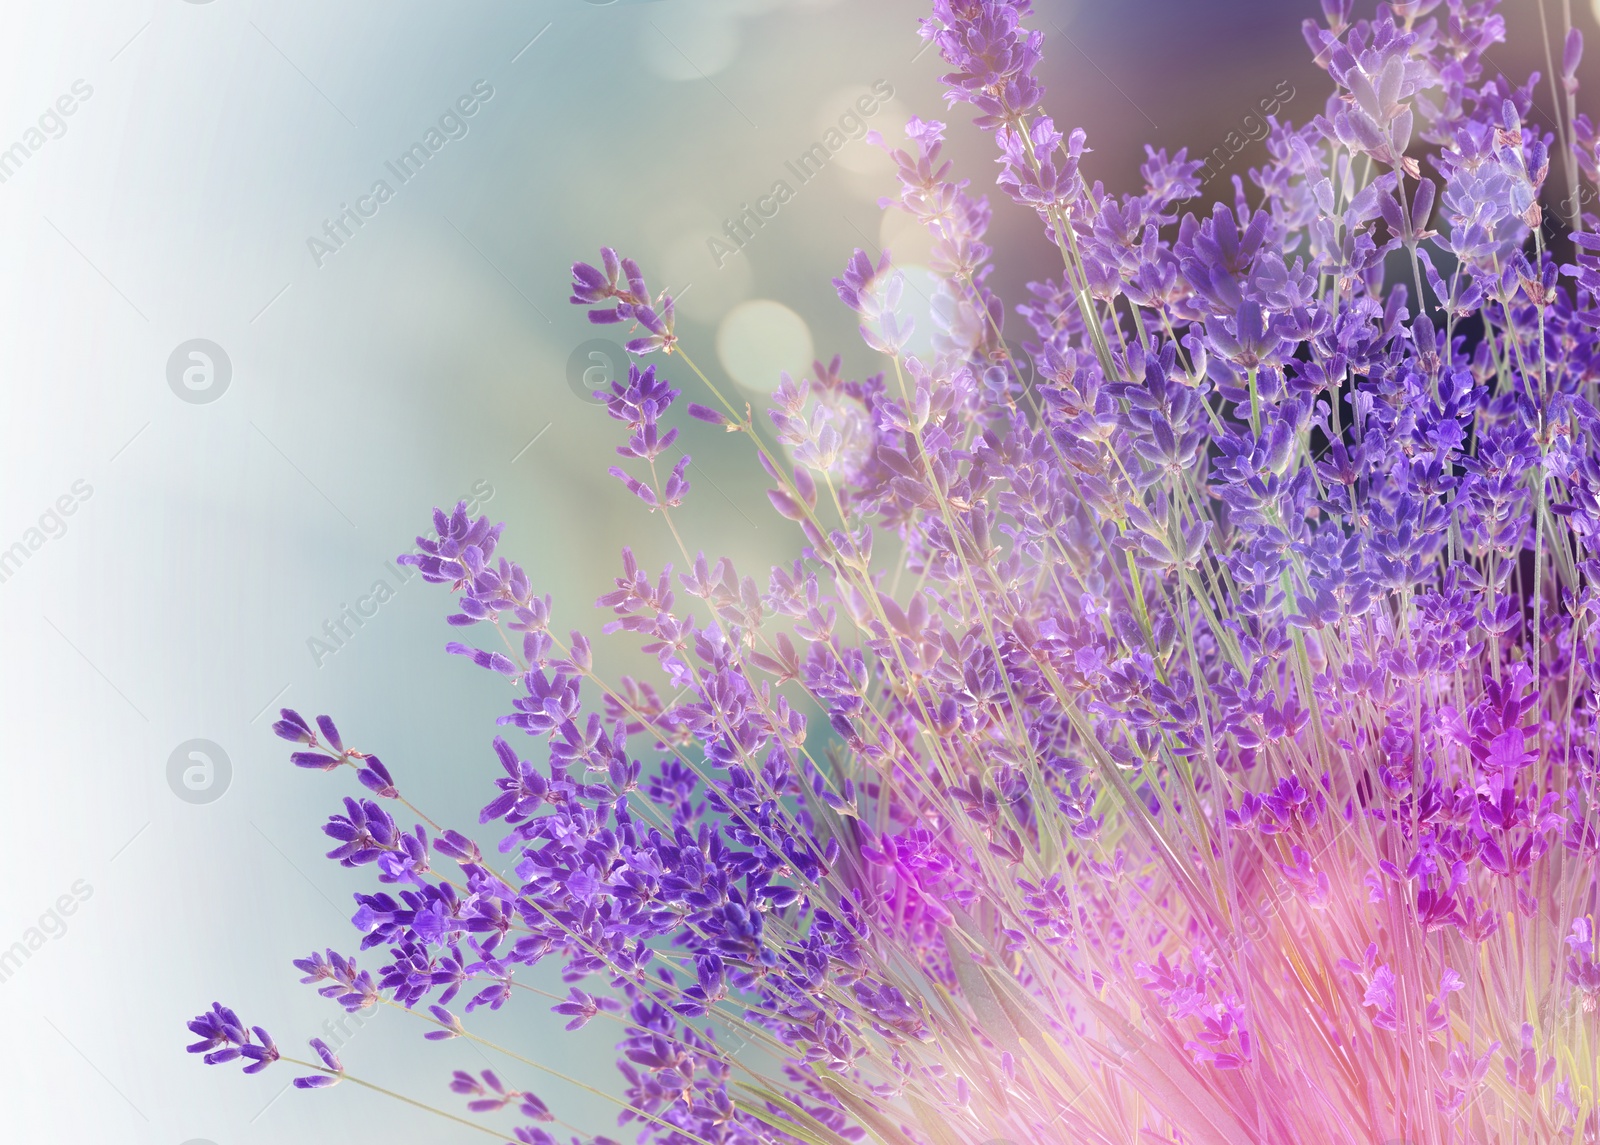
xmin=190 ymin=1 xmax=1600 ymax=1141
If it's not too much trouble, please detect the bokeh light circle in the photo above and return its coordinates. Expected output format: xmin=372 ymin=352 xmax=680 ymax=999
xmin=716 ymin=299 xmax=814 ymax=394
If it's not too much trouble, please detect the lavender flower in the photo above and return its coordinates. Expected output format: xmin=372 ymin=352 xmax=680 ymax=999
xmin=187 ymin=1 xmax=1600 ymax=1142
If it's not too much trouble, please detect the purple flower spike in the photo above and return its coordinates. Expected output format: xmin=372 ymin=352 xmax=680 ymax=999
xmin=314 ymin=715 xmax=344 ymax=753
xmin=291 ymin=1036 xmax=344 ymax=1089
xmin=424 ymin=1005 xmax=464 ymax=1041
xmin=355 ymin=755 xmax=398 ymax=798
xmin=272 ymin=709 xmax=315 ymax=745
xmin=570 ymin=247 xmax=647 ymax=322
xmin=571 ymin=248 xmax=676 ymax=354
xmin=191 ymin=4 xmax=1600 ymax=1143
xmin=833 ymin=248 xmax=893 ymax=313
xmin=323 ymin=797 xmax=400 ymax=867
xmin=309 ymin=1037 xmax=342 ymax=1072
xmin=186 ymin=1005 xmax=280 ymax=1076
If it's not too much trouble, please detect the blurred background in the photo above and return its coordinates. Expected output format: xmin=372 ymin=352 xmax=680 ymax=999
xmin=0 ymin=0 xmax=1590 ymax=1141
